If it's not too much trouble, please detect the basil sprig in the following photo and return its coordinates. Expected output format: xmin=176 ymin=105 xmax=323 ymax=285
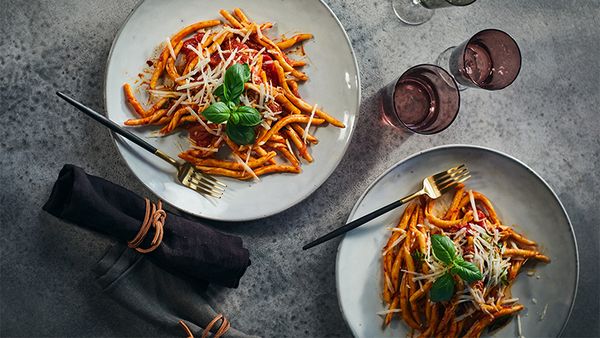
xmin=429 ymin=234 xmax=483 ymax=302
xmin=201 ymin=63 xmax=261 ymax=145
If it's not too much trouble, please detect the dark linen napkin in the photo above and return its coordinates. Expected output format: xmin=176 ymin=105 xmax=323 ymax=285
xmin=94 ymin=243 xmax=258 ymax=338
xmin=43 ymin=164 xmax=250 ymax=288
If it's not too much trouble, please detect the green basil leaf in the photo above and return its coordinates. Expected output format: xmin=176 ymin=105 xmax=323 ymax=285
xmin=224 ymin=63 xmax=250 ymax=103
xmin=227 ymin=101 xmax=237 ymax=111
xmin=235 ymin=106 xmax=262 ymax=126
xmin=214 ymin=84 xmax=228 ymax=102
xmin=429 ymin=272 xmax=455 ymax=302
xmin=431 ymin=234 xmax=456 ymax=265
xmin=229 ymin=111 xmax=240 ymax=125
xmin=451 ymin=258 xmax=483 ymax=283
xmin=226 ymin=123 xmax=256 ymax=145
xmin=201 ymin=102 xmax=230 ymax=124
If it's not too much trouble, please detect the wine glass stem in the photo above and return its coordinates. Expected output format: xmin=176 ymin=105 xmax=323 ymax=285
xmin=436 ymin=46 xmax=468 ymax=91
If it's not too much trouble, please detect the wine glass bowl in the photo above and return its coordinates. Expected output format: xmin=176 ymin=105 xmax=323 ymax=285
xmin=381 ymin=64 xmax=460 ymax=134
xmin=445 ymin=29 xmax=522 ymax=90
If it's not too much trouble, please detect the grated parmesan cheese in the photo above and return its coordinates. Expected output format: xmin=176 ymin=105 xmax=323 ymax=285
xmin=166 ymin=94 xmax=187 ymax=116
xmin=233 ymin=153 xmax=259 ymax=181
xmin=185 ymin=107 xmax=218 ymax=136
xmin=376 ymin=309 xmax=402 ymax=316
xmin=241 ymin=28 xmax=253 ymax=43
xmin=303 ymin=103 xmax=318 ymax=143
xmin=148 ymin=90 xmax=185 ymax=98
xmin=382 ymin=233 xmax=407 ymax=256
xmin=200 ymin=29 xmax=210 ymax=45
xmin=285 ymin=139 xmax=294 ymax=157
xmin=245 ymin=146 xmax=252 ymax=164
xmin=191 ymin=146 xmax=218 ymax=152
xmin=501 ymin=297 xmax=519 ymax=304
xmin=255 ymin=23 xmax=263 ymax=40
xmin=469 ymin=190 xmax=480 ymax=222
xmin=166 ymin=37 xmax=177 ymax=61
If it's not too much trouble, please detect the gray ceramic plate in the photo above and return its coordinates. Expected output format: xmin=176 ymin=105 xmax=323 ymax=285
xmin=336 ymin=145 xmax=578 ymax=337
xmin=104 ymin=0 xmax=360 ymax=221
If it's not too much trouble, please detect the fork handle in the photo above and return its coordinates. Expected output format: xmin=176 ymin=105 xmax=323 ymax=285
xmin=302 ymin=190 xmax=423 ymax=250
xmin=56 ymin=91 xmax=177 ymax=167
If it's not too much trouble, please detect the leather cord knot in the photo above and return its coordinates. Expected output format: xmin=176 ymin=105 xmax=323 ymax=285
xmin=128 ymin=198 xmax=166 ymax=253
xmin=178 ymin=314 xmax=230 ymax=338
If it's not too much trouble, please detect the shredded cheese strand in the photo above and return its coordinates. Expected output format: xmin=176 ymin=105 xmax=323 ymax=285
xmin=303 ymin=103 xmax=318 ymax=143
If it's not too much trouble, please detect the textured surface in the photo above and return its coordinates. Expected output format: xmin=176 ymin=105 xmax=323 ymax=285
xmin=1 ymin=0 xmax=598 ymax=337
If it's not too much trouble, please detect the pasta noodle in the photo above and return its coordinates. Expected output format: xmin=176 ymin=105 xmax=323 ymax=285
xmin=380 ymin=185 xmax=550 ymax=336
xmin=122 ymin=8 xmax=344 ymax=180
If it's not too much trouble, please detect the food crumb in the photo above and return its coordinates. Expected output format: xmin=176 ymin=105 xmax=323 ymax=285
xmin=539 ymin=304 xmax=548 ymax=321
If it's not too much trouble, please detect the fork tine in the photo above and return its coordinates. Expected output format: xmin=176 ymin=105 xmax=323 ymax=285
xmin=195 ymin=171 xmax=227 ymax=187
xmin=431 ymin=164 xmax=465 ymax=181
xmin=455 ymin=174 xmax=471 ymax=184
xmin=434 ymin=167 xmax=470 ymax=188
xmin=192 ymin=171 xmax=227 ymax=188
xmin=188 ymin=181 xmax=223 ymax=198
xmin=190 ymin=175 xmax=225 ymax=192
xmin=439 ymin=174 xmax=472 ymax=194
xmin=188 ymin=175 xmax=225 ymax=194
xmin=431 ymin=166 xmax=467 ymax=185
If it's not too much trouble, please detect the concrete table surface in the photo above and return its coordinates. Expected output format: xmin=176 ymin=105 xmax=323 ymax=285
xmin=1 ymin=0 xmax=598 ymax=336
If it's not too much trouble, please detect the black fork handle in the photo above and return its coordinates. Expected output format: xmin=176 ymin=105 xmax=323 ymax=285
xmin=56 ymin=91 xmax=158 ymax=155
xmin=302 ymin=199 xmax=406 ymax=250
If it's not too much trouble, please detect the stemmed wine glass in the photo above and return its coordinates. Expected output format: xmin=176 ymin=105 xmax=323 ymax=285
xmin=381 ymin=64 xmax=460 ymax=134
xmin=436 ymin=29 xmax=522 ymax=91
xmin=392 ymin=0 xmax=477 ymax=26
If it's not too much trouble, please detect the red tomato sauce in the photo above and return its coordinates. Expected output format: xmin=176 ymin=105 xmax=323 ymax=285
xmin=182 ymin=32 xmax=206 ymax=60
xmin=188 ymin=124 xmax=216 ymax=147
xmin=261 ymin=54 xmax=279 ymax=86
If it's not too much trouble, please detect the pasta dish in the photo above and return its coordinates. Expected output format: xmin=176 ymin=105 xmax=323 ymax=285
xmin=122 ymin=8 xmax=344 ymax=180
xmin=380 ymin=184 xmax=549 ymax=337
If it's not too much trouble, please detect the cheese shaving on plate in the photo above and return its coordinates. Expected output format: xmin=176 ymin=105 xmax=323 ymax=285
xmin=166 ymin=37 xmax=177 ymax=60
xmin=233 ymin=153 xmax=259 ymax=181
xmin=185 ymin=107 xmax=218 ymax=136
xmin=303 ymin=103 xmax=318 ymax=143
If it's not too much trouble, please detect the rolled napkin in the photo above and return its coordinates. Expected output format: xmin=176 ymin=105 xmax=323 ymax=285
xmin=43 ymin=164 xmax=250 ymax=288
xmin=94 ymin=243 xmax=258 ymax=338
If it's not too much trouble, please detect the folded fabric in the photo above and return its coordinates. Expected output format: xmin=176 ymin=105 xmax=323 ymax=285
xmin=95 ymin=243 xmax=258 ymax=337
xmin=43 ymin=164 xmax=250 ymax=288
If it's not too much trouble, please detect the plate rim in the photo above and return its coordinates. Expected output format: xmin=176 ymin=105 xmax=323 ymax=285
xmin=335 ymin=143 xmax=579 ymax=337
xmin=102 ymin=0 xmax=362 ymax=221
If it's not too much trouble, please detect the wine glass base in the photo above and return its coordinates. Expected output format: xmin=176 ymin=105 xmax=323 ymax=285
xmin=392 ymin=0 xmax=434 ymax=25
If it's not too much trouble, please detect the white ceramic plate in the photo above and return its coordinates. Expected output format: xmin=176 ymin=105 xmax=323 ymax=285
xmin=104 ymin=0 xmax=360 ymax=221
xmin=336 ymin=145 xmax=578 ymax=337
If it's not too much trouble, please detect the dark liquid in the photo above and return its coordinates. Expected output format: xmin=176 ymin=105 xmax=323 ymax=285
xmin=381 ymin=64 xmax=459 ymax=134
xmin=393 ymin=77 xmax=437 ymax=127
xmin=463 ymin=42 xmax=493 ymax=85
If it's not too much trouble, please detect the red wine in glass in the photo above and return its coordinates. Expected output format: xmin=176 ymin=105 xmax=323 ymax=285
xmin=381 ymin=64 xmax=460 ymax=134
xmin=441 ymin=29 xmax=522 ymax=90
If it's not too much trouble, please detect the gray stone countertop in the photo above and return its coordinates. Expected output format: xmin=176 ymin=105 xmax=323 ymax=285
xmin=1 ymin=0 xmax=598 ymax=337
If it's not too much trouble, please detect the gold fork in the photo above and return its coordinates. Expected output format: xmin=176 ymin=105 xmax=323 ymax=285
xmin=56 ymin=91 xmax=226 ymax=198
xmin=302 ymin=164 xmax=470 ymax=250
